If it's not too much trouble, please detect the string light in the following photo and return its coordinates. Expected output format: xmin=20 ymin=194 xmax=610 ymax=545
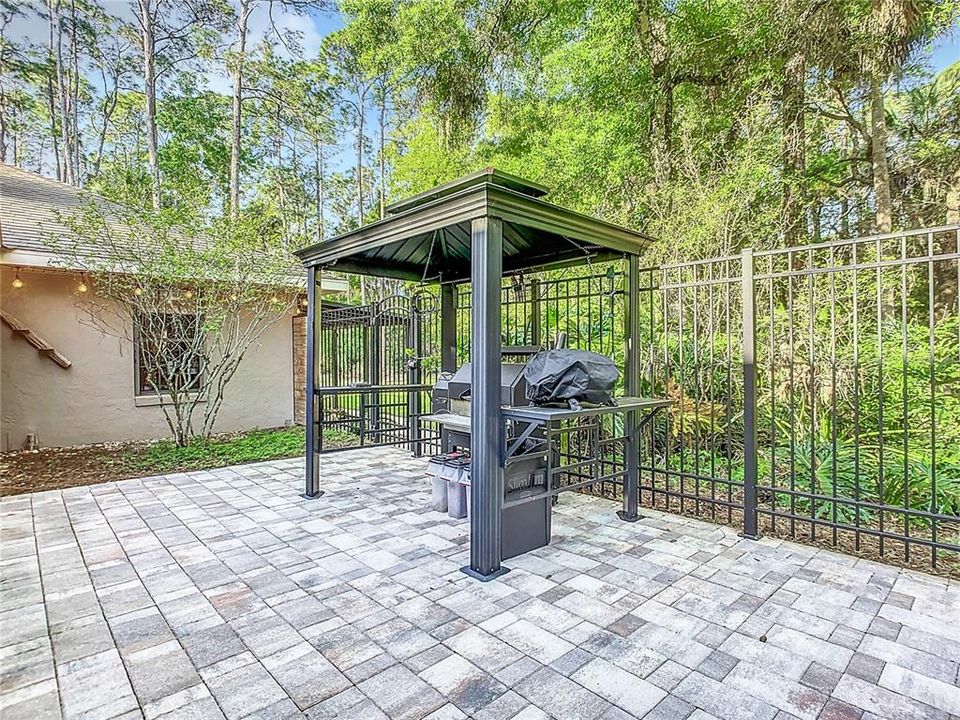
xmin=134 ymin=287 xmax=143 ymax=296
xmin=11 ymin=269 xmax=23 ymax=289
xmin=184 ymin=289 xmax=194 ymax=300
xmin=77 ymin=274 xmax=88 ymax=293
xmin=271 ymin=294 xmax=280 ymax=303
xmin=230 ymin=292 xmax=238 ymax=301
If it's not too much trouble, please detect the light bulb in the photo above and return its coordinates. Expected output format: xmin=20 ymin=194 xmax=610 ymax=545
xmin=78 ymin=281 xmax=88 ymax=293
xmin=230 ymin=293 xmax=238 ymax=301
xmin=271 ymin=295 xmax=279 ymax=303
xmin=134 ymin=287 xmax=143 ymax=296
xmin=184 ymin=290 xmax=194 ymax=299
xmin=12 ymin=276 xmax=23 ymax=289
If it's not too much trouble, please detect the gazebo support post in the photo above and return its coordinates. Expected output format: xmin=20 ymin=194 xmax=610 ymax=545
xmin=303 ymin=266 xmax=323 ymax=499
xmin=463 ymin=216 xmax=508 ymax=581
xmin=367 ymin=315 xmax=381 ymax=435
xmin=618 ymin=255 xmax=641 ymax=522
xmin=440 ymin=284 xmax=457 ymax=372
xmin=529 ymin=278 xmax=541 ymax=347
xmin=406 ymin=307 xmax=423 ymax=456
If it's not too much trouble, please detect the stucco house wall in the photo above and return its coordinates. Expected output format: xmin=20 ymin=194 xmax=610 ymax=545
xmin=1 ymin=266 xmax=296 ymax=449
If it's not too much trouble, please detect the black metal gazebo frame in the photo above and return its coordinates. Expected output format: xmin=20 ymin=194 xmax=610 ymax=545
xmin=295 ymin=168 xmax=655 ymax=580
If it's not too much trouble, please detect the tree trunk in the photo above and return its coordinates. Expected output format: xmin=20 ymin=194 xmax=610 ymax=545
xmin=53 ymin=0 xmax=74 ymax=185
xmin=92 ymin=78 xmax=117 ymax=178
xmin=138 ymin=0 xmax=161 ymax=210
xmin=869 ymin=78 xmax=892 ymax=233
xmin=229 ymin=0 xmax=251 ymax=220
xmin=356 ymin=94 xmax=368 ymax=305
xmin=633 ymin=0 xmax=672 ymax=191
xmin=0 ymin=89 xmax=6 ymax=163
xmin=274 ymin=103 xmax=282 ymax=168
xmin=314 ymin=138 xmax=325 ymax=242
xmin=782 ymin=51 xmax=806 ymax=245
xmin=946 ymin=165 xmax=959 ymax=225
xmin=0 ymin=12 xmax=7 ymax=163
xmin=70 ymin=0 xmax=81 ymax=181
xmin=378 ymin=88 xmax=387 ymax=219
xmin=273 ymin=102 xmax=287 ymax=240
xmin=356 ymin=95 xmax=365 ymax=225
xmin=46 ymin=0 xmax=62 ymax=182
xmin=46 ymin=81 xmax=62 ymax=180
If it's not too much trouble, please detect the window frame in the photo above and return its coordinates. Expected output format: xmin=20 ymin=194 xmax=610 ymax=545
xmin=133 ymin=311 xmax=205 ymax=399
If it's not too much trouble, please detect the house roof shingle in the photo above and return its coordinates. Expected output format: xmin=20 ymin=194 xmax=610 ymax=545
xmin=0 ymin=163 xmax=349 ymax=294
xmin=0 ymin=163 xmax=123 ymax=263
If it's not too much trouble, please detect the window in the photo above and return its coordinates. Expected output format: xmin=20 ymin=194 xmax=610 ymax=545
xmin=134 ymin=313 xmax=204 ymax=395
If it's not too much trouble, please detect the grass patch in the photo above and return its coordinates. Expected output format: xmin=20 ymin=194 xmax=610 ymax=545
xmin=122 ymin=426 xmax=308 ymax=473
xmin=121 ymin=426 xmax=362 ymax=474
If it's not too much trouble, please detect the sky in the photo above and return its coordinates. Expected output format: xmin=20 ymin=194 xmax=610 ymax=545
xmin=930 ymin=23 xmax=960 ymax=71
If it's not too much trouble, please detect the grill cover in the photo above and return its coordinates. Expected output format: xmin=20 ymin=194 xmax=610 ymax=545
xmin=523 ymin=350 xmax=619 ymax=409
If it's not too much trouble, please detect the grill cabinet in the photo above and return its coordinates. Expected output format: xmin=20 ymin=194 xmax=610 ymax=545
xmin=430 ymin=361 xmax=552 ymax=560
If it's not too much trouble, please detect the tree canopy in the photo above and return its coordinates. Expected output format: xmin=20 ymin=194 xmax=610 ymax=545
xmin=1 ymin=0 xmax=957 ymax=271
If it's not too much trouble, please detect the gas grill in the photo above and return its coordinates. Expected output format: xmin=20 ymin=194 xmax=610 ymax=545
xmin=424 ymin=358 xmax=672 ymax=562
xmin=425 ymin=360 xmax=553 ymax=560
xmin=432 ymin=362 xmax=529 ymax=415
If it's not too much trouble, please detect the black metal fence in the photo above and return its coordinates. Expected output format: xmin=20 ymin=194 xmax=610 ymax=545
xmin=313 ymin=225 xmax=959 ymax=572
xmin=454 ymin=269 xmax=624 ymax=362
xmin=645 ymin=226 xmax=960 ymax=572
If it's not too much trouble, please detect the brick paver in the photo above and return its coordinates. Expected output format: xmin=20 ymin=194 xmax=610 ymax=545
xmin=1 ymin=447 xmax=958 ymax=719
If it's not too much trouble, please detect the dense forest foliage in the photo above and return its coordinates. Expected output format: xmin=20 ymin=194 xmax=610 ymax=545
xmin=1 ymin=0 xmax=958 ymax=269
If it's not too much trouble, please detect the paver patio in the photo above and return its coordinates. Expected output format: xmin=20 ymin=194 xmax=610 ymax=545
xmin=1 ymin=446 xmax=958 ymax=720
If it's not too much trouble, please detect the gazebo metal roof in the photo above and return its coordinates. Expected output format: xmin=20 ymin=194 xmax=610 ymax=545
xmin=294 ymin=168 xmax=652 ymax=283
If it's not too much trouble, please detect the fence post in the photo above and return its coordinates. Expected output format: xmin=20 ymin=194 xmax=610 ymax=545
xmin=741 ymin=248 xmax=760 ymax=539
xmin=367 ymin=307 xmax=381 ymax=434
xmin=529 ymin=278 xmax=541 ymax=348
xmin=440 ymin=284 xmax=457 ymax=373
xmin=329 ymin=329 xmax=340 ymax=411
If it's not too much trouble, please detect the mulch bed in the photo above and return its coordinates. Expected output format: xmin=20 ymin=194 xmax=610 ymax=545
xmin=0 ymin=441 xmax=154 ymax=497
xmin=0 ymin=430 xmax=361 ymax=499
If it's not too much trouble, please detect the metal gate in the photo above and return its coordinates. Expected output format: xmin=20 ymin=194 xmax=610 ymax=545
xmin=314 ymin=292 xmax=440 ymax=454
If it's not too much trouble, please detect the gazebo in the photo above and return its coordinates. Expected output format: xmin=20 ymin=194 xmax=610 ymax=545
xmin=295 ymin=168 xmax=661 ymax=580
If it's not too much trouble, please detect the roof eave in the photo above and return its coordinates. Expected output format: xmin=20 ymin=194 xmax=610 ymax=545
xmin=294 ymin=181 xmax=651 ymax=272
xmin=486 ymin=185 xmax=651 ymax=256
xmin=295 ymin=184 xmax=489 ymax=268
xmin=384 ymin=168 xmax=549 ymax=215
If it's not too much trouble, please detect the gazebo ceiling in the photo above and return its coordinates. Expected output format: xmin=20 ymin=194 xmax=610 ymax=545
xmin=294 ymin=168 xmax=652 ymax=284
